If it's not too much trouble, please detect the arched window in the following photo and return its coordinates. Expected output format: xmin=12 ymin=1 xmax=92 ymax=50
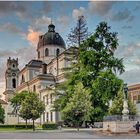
xmin=12 ymin=78 xmax=16 ymax=88
xmin=13 ymin=64 xmax=15 ymax=68
xmin=56 ymin=48 xmax=60 ymax=56
xmin=21 ymin=75 xmax=25 ymax=84
xmin=45 ymin=48 xmax=49 ymax=56
xmin=38 ymin=51 xmax=40 ymax=59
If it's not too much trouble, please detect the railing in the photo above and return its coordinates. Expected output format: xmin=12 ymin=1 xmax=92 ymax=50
xmin=103 ymin=115 xmax=140 ymax=121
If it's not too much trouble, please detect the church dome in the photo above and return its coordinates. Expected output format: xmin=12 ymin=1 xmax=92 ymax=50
xmin=37 ymin=23 xmax=66 ymax=50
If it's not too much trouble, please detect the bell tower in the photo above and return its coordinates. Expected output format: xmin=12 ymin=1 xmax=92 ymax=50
xmin=4 ymin=57 xmax=19 ymax=101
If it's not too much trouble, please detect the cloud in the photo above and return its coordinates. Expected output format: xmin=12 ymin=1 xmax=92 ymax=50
xmin=57 ymin=16 xmax=70 ymax=26
xmin=127 ymin=15 xmax=135 ymax=22
xmin=0 ymin=23 xmax=23 ymax=35
xmin=0 ymin=50 xmax=16 ymax=59
xmin=31 ymin=16 xmax=51 ymax=31
xmin=115 ymin=43 xmax=135 ymax=59
xmin=110 ymin=9 xmax=134 ymax=22
xmin=26 ymin=26 xmax=41 ymax=47
xmin=72 ymin=7 xmax=86 ymax=19
xmin=0 ymin=2 xmax=27 ymax=17
xmin=0 ymin=2 xmax=38 ymax=21
xmin=88 ymin=1 xmax=116 ymax=16
xmin=41 ymin=1 xmax=53 ymax=14
xmin=119 ymin=69 xmax=140 ymax=85
xmin=133 ymin=59 xmax=140 ymax=65
xmin=122 ymin=25 xmax=132 ymax=30
xmin=134 ymin=2 xmax=140 ymax=11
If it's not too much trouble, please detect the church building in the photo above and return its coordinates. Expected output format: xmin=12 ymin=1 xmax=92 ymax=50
xmin=3 ymin=23 xmax=75 ymax=124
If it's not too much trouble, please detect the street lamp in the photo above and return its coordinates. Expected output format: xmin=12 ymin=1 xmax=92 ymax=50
xmin=122 ymin=83 xmax=129 ymax=121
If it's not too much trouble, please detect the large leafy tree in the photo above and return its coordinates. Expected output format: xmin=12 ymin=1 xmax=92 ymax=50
xmin=19 ymin=92 xmax=45 ymax=131
xmin=54 ymin=21 xmax=125 ymax=123
xmin=0 ymin=104 xmax=5 ymax=124
xmin=61 ymin=82 xmax=93 ymax=131
xmin=67 ymin=15 xmax=88 ymax=47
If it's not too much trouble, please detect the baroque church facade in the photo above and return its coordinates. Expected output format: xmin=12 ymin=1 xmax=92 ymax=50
xmin=3 ymin=23 xmax=75 ymax=124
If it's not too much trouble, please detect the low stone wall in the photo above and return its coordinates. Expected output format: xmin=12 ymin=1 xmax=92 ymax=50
xmin=103 ymin=121 xmax=136 ymax=133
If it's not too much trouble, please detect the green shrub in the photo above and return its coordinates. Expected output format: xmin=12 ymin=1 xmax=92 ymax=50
xmin=0 ymin=125 xmax=14 ymax=128
xmin=42 ymin=123 xmax=58 ymax=130
xmin=15 ymin=124 xmax=33 ymax=129
xmin=0 ymin=124 xmax=33 ymax=129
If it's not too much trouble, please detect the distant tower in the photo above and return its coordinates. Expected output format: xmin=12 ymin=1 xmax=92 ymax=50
xmin=4 ymin=57 xmax=19 ymax=101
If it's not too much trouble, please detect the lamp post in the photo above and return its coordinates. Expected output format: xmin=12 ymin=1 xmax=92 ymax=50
xmin=122 ymin=83 xmax=129 ymax=121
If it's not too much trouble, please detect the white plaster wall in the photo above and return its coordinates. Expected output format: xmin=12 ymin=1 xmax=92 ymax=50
xmin=37 ymin=45 xmax=65 ymax=64
xmin=18 ymin=68 xmax=40 ymax=86
xmin=40 ymin=89 xmax=60 ymax=123
xmin=47 ymin=55 xmax=66 ymax=76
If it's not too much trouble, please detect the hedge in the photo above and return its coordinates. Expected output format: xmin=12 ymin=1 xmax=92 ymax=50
xmin=42 ymin=123 xmax=58 ymax=130
xmin=0 ymin=124 xmax=33 ymax=129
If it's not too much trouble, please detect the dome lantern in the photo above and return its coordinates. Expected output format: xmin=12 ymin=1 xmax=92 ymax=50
xmin=48 ymin=24 xmax=55 ymax=32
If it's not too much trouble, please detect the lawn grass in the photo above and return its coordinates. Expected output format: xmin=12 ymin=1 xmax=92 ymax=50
xmin=0 ymin=128 xmax=33 ymax=132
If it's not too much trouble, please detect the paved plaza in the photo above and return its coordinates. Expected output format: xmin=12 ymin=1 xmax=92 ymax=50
xmin=0 ymin=129 xmax=140 ymax=139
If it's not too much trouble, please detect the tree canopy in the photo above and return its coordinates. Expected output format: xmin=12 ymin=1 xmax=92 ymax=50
xmin=61 ymin=82 xmax=93 ymax=130
xmin=19 ymin=92 xmax=45 ymax=131
xmin=10 ymin=90 xmax=28 ymax=114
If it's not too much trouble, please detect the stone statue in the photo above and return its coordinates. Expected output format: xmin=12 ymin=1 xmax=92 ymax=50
xmin=123 ymin=83 xmax=128 ymax=100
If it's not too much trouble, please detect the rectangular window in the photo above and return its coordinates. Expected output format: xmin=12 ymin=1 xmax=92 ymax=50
xmin=43 ymin=112 xmax=45 ymax=122
xmin=46 ymin=112 xmax=49 ymax=122
xmin=46 ymin=95 xmax=49 ymax=105
xmin=50 ymin=94 xmax=53 ymax=104
xmin=43 ymin=96 xmax=45 ymax=105
xmin=50 ymin=112 xmax=53 ymax=122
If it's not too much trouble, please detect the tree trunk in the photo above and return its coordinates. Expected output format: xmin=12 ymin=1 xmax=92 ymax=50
xmin=25 ymin=119 xmax=27 ymax=129
xmin=77 ymin=122 xmax=80 ymax=131
xmin=33 ymin=119 xmax=35 ymax=131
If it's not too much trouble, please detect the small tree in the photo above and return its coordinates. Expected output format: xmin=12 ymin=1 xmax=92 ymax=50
xmin=67 ymin=15 xmax=88 ymax=47
xmin=61 ymin=82 xmax=93 ymax=131
xmin=19 ymin=92 xmax=45 ymax=131
xmin=10 ymin=91 xmax=28 ymax=126
xmin=10 ymin=91 xmax=28 ymax=113
xmin=109 ymin=87 xmax=137 ymax=115
xmin=0 ymin=104 xmax=5 ymax=124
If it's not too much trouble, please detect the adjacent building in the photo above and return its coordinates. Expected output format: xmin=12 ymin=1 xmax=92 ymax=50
xmin=128 ymin=84 xmax=140 ymax=115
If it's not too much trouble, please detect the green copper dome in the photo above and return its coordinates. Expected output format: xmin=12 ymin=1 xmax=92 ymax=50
xmin=37 ymin=24 xmax=66 ymax=50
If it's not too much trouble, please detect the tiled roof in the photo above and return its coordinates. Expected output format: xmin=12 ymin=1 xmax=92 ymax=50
xmin=26 ymin=60 xmax=43 ymax=67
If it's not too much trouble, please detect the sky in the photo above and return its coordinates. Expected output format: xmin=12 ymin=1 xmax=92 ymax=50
xmin=1 ymin=1 xmax=140 ymax=97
